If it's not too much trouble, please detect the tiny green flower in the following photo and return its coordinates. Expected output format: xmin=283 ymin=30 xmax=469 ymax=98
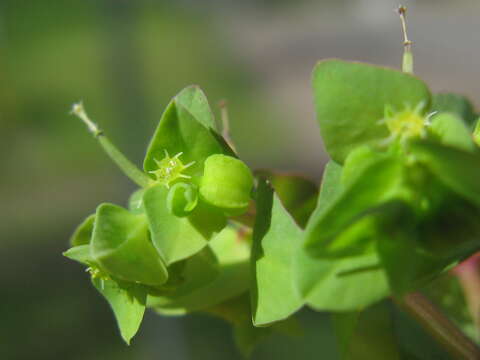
xmin=148 ymin=150 xmax=195 ymax=188
xmin=380 ymin=102 xmax=430 ymax=144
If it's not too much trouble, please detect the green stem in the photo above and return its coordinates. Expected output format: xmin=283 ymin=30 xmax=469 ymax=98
xmin=454 ymin=257 xmax=480 ymax=335
xmin=396 ymin=292 xmax=480 ymax=359
xmin=71 ymin=102 xmax=152 ymax=188
xmin=97 ymin=135 xmax=151 ymax=187
xmin=398 ymin=6 xmax=414 ymax=74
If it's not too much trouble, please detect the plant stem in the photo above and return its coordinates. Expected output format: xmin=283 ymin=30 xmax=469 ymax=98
xmin=397 ymin=6 xmax=413 ymax=74
xmin=453 ymin=255 xmax=480 ymax=335
xmin=71 ymin=102 xmax=152 ymax=188
xmin=97 ymin=135 xmax=152 ymax=187
xmin=396 ymin=292 xmax=480 ymax=359
xmin=218 ymin=99 xmax=237 ymax=153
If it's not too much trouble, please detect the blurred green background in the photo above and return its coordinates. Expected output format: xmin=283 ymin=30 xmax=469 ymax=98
xmin=1 ymin=0 xmax=479 ymax=359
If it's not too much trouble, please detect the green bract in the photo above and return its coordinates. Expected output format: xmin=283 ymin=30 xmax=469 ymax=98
xmin=143 ymin=183 xmax=225 ymax=265
xmin=428 ymin=112 xmax=475 ymax=152
xmin=294 ymin=161 xmax=390 ymax=310
xmin=431 ymin=93 xmax=478 ymax=127
xmin=91 ymin=203 xmax=168 ymax=286
xmin=148 ymin=226 xmax=250 ymax=313
xmin=166 ymin=182 xmax=198 ymax=217
xmin=92 ymin=278 xmax=147 ymax=345
xmin=312 ymin=59 xmax=432 ymax=163
xmin=69 ymin=214 xmax=95 ymax=246
xmin=251 ymin=179 xmax=304 ymax=325
xmin=143 ymin=86 xmax=229 ymax=185
xmin=304 ymin=153 xmax=407 ymax=258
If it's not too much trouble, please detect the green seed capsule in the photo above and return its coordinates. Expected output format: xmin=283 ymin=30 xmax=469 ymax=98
xmin=199 ymin=154 xmax=253 ymax=215
xmin=167 ymin=182 xmax=198 ymax=217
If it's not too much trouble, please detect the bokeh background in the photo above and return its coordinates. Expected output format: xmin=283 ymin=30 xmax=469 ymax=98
xmin=2 ymin=0 xmax=479 ymax=359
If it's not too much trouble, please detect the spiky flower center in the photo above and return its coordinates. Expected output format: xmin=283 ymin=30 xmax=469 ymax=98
xmin=381 ymin=103 xmax=429 ymax=143
xmin=149 ymin=150 xmax=194 ymax=188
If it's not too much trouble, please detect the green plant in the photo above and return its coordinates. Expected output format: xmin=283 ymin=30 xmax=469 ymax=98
xmin=64 ymin=7 xmax=480 ymax=359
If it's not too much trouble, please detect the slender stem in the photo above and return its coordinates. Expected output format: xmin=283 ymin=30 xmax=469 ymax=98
xmin=397 ymin=6 xmax=414 ymax=74
xmin=453 ymin=255 xmax=480 ymax=336
xmin=396 ymin=292 xmax=480 ymax=359
xmin=218 ymin=99 xmax=238 ymax=153
xmin=71 ymin=102 xmax=152 ymax=188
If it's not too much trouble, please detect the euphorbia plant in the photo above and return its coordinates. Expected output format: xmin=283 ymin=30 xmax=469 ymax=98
xmin=65 ymin=7 xmax=480 ymax=358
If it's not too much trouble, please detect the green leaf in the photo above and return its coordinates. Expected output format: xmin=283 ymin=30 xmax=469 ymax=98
xmin=143 ymin=93 xmax=225 ymax=182
xmin=149 ymin=245 xmax=220 ymax=299
xmin=416 ymin=190 xmax=480 ymax=261
xmin=374 ymin=201 xmax=448 ymax=296
xmin=70 ymin=214 xmax=95 ymax=246
xmin=312 ymin=59 xmax=431 ymax=163
xmin=63 ymin=244 xmax=93 ymax=266
xmin=143 ymin=183 xmax=225 ymax=265
xmin=91 ymin=203 xmax=168 ymax=286
xmin=93 ymin=278 xmax=147 ymax=345
xmin=255 ymin=170 xmax=318 ymax=228
xmin=294 ymin=248 xmax=389 ymax=311
xmin=294 ymin=161 xmax=389 ymax=311
xmin=148 ymin=226 xmax=250 ymax=312
xmin=431 ymin=93 xmax=478 ymax=127
xmin=251 ymin=179 xmax=304 ymax=325
xmin=175 ymin=85 xmax=217 ymax=130
xmin=166 ymin=182 xmax=198 ymax=217
xmin=428 ymin=112 xmax=475 ymax=152
xmin=341 ymin=146 xmax=381 ymax=186
xmin=314 ymin=160 xmax=344 ymax=213
xmin=174 ymin=86 xmax=237 ymax=157
xmin=128 ymin=188 xmax=145 ymax=214
xmin=304 ymin=155 xmax=405 ymax=258
xmin=411 ymin=141 xmax=480 ymax=207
